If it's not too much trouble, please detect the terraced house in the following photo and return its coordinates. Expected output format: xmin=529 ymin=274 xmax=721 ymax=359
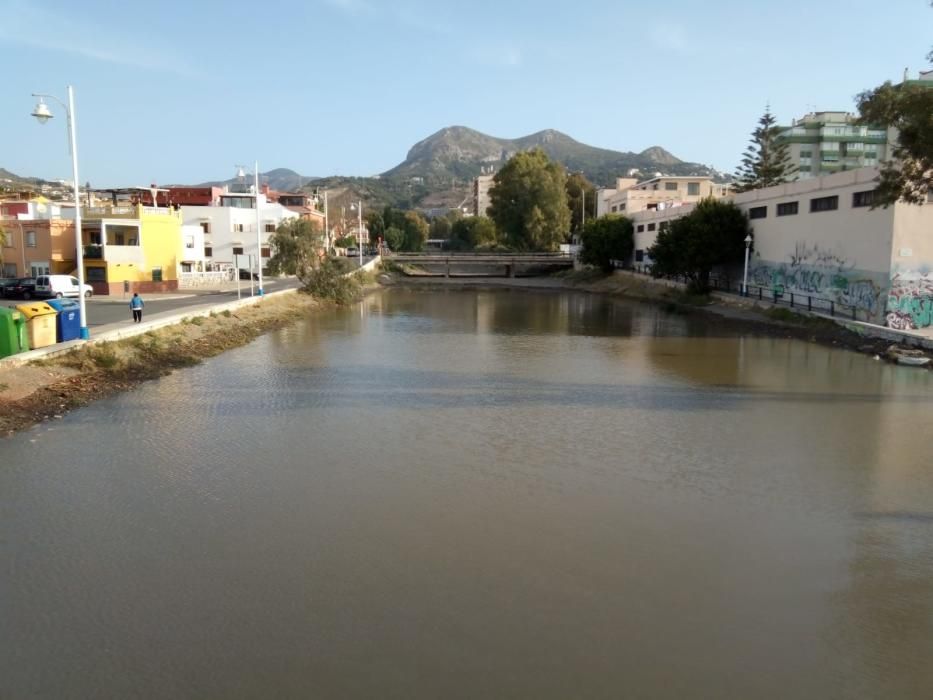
xmin=81 ymin=202 xmax=184 ymax=294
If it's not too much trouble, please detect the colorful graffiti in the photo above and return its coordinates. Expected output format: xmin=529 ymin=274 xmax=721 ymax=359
xmin=886 ymin=270 xmax=933 ymax=330
xmin=750 ymin=243 xmax=885 ymax=320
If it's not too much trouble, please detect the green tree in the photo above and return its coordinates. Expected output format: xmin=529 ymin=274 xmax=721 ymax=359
xmin=449 ymin=216 xmax=498 ymax=251
xmin=384 ymin=226 xmax=405 ymax=251
xmin=648 ymin=199 xmax=751 ymax=293
xmin=733 ymin=108 xmax=796 ymax=192
xmin=265 ymin=218 xmax=325 ymax=285
xmin=335 ymin=235 xmax=357 ymax=249
xmin=579 ymin=214 xmax=634 ymax=272
xmin=302 ymin=256 xmax=362 ymax=305
xmin=366 ymin=210 xmax=385 ymax=243
xmin=487 ymin=149 xmax=570 ymax=251
xmin=0 ymin=224 xmax=6 ymax=266
xmin=856 ymin=80 xmax=933 ymax=206
xmin=566 ymin=172 xmax=597 ymax=235
xmin=400 ymin=211 xmax=429 ymax=252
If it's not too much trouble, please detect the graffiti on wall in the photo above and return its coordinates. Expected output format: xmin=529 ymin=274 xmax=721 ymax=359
xmin=886 ymin=269 xmax=933 ymax=330
xmin=750 ymin=243 xmax=885 ymax=320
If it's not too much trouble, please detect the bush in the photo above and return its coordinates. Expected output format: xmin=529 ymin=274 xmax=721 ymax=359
xmin=303 ymin=256 xmax=362 ymax=305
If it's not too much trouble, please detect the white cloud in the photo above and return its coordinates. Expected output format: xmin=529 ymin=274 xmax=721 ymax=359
xmin=649 ymin=23 xmax=690 ymax=53
xmin=0 ymin=0 xmax=197 ymax=75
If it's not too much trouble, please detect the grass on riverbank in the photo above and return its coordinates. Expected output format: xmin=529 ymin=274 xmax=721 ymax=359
xmin=0 ymin=293 xmax=321 ymax=436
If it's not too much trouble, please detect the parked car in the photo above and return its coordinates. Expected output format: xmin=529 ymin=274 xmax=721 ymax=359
xmin=33 ymin=274 xmax=93 ymax=299
xmin=0 ymin=278 xmax=20 ymax=297
xmin=238 ymin=269 xmax=259 ymax=280
xmin=4 ymin=277 xmax=37 ymax=299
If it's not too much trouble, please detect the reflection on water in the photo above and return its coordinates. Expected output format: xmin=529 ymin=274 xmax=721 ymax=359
xmin=2 ymin=288 xmax=933 ymax=699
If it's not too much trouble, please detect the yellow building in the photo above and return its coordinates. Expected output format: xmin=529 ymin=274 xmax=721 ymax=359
xmin=81 ymin=204 xmax=183 ymax=294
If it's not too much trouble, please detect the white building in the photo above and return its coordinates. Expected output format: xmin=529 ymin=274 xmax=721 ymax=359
xmin=629 ymin=167 xmax=933 ymax=329
xmin=600 ymin=176 xmax=729 ymax=216
xmin=180 ymin=193 xmax=298 ymax=273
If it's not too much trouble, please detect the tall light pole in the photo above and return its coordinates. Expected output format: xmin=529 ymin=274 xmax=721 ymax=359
xmin=742 ymin=234 xmax=753 ymax=296
xmin=254 ymin=160 xmax=264 ymax=296
xmin=31 ymin=87 xmax=90 ymax=339
xmin=350 ymin=201 xmax=363 ymax=267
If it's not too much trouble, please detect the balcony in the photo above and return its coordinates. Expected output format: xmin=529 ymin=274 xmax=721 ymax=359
xmin=84 ymin=244 xmax=104 ymax=259
xmin=83 ymin=205 xmax=138 ymax=219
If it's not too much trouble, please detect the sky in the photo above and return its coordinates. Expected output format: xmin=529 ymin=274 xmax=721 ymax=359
xmin=0 ymin=0 xmax=930 ymax=186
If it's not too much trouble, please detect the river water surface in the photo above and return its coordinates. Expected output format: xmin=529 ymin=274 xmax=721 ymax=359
xmin=3 ymin=289 xmax=933 ymax=698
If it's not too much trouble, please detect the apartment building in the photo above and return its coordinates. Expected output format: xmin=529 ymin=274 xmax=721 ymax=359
xmin=629 ymin=167 xmax=933 ymax=329
xmin=81 ymin=203 xmax=185 ymax=294
xmin=776 ymin=111 xmax=889 ymax=180
xmin=180 ymin=193 xmax=299 ymax=273
xmin=472 ymin=174 xmax=495 ymax=217
xmin=1 ymin=197 xmax=77 ymax=278
xmin=600 ymin=176 xmax=728 ymax=216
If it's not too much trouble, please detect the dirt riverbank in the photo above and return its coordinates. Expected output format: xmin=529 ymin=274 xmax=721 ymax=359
xmin=0 ymin=293 xmax=321 ymax=437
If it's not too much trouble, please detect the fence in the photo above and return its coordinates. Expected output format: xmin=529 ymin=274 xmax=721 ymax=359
xmin=179 ymin=270 xmax=234 ymax=288
xmin=626 ymin=265 xmax=862 ymax=321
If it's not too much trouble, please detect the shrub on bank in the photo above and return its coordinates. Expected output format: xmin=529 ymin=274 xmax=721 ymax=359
xmin=302 ymin=256 xmax=362 ymax=305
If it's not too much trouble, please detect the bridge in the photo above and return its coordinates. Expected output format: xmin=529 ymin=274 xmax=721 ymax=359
xmin=386 ymin=252 xmax=574 ymax=278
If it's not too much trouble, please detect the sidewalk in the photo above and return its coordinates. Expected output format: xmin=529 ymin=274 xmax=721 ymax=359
xmin=0 ymin=287 xmax=298 ymax=369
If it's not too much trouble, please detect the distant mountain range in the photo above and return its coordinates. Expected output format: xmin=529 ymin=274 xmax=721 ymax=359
xmin=5 ymin=126 xmax=723 ymax=212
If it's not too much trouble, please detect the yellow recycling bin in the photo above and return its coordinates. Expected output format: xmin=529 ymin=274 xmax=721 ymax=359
xmin=16 ymin=301 xmax=59 ymax=349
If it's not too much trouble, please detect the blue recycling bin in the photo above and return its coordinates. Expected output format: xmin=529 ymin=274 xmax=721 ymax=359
xmin=46 ymin=298 xmax=81 ymax=342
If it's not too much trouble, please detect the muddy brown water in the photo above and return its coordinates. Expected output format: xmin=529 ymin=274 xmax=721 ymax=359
xmin=3 ymin=289 xmax=933 ymax=699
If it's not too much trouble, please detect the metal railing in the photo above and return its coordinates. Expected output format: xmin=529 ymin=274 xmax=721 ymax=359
xmin=626 ymin=266 xmax=862 ymax=320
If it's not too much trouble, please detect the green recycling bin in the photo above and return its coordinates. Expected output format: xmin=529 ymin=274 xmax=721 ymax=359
xmin=0 ymin=306 xmax=30 ymax=358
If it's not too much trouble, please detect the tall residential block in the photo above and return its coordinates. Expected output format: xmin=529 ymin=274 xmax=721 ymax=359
xmin=777 ymin=111 xmax=889 ymax=180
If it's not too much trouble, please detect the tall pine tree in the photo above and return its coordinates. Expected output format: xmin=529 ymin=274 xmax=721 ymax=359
xmin=733 ymin=108 xmax=796 ymax=192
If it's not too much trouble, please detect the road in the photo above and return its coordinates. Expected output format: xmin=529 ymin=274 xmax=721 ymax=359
xmin=83 ymin=277 xmax=300 ymax=327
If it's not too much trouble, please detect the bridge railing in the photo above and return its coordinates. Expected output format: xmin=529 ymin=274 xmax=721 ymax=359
xmin=387 ymin=251 xmax=572 ymax=258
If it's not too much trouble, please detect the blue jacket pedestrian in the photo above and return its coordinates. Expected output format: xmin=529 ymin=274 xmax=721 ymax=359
xmin=130 ymin=293 xmax=145 ymax=323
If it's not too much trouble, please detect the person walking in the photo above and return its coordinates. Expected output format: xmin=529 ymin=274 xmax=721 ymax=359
xmin=130 ymin=292 xmax=144 ymax=323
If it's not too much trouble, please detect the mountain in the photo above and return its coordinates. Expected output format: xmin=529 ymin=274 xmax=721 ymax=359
xmin=197 ymin=168 xmax=319 ymax=192
xmin=381 ymin=126 xmax=717 ymax=187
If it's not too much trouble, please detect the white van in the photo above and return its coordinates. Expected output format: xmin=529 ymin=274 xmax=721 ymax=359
xmin=34 ymin=275 xmax=94 ymax=299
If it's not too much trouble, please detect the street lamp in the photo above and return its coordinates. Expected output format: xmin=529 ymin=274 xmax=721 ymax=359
xmin=254 ymin=160 xmax=263 ymax=296
xmin=742 ymin=234 xmax=753 ymax=296
xmin=31 ymin=87 xmax=90 ymax=339
xmin=349 ymin=201 xmax=363 ymax=268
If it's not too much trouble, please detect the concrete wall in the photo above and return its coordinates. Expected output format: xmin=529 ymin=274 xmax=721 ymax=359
xmin=886 ymin=203 xmax=933 ymax=329
xmin=734 ymin=168 xmax=896 ymax=323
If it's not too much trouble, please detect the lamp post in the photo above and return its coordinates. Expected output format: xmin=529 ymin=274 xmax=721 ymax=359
xmin=350 ymin=201 xmax=363 ymax=268
xmin=31 ymin=86 xmax=90 ymax=339
xmin=254 ymin=161 xmax=264 ymax=296
xmin=742 ymin=234 xmax=753 ymax=296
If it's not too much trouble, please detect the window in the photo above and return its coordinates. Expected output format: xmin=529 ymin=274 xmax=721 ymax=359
xmin=777 ymin=201 xmax=799 ymax=216
xmin=30 ymin=262 xmax=50 ymax=277
xmin=2 ymin=235 xmax=12 ymax=248
xmin=2 ymin=263 xmax=16 ymax=277
xmin=232 ymin=246 xmax=244 ymax=255
xmin=810 ymin=195 xmax=839 ymax=212
xmin=619 ymin=203 xmax=626 ymax=211
xmin=665 ymin=182 xmax=678 ymax=191
xmin=26 ymin=231 xmax=37 ymax=247
xmin=687 ymin=182 xmax=700 ymax=196
xmin=152 ymin=267 xmax=163 ymax=282
xmin=635 ymin=250 xmax=644 ymax=262
xmin=261 ymin=247 xmax=271 ymax=258
xmin=659 ymin=221 xmax=670 ymax=232
xmin=233 ymin=223 xmax=244 ymax=233
xmin=852 ymin=190 xmax=876 ymax=208
xmin=185 ymin=236 xmax=195 ymax=249
xmin=85 ymin=267 xmax=106 ymax=282
xmin=200 ymin=222 xmax=211 ymax=234
xmin=799 ymin=150 xmax=812 ymax=158
xmin=611 ymin=206 xmax=617 ymax=213
xmin=749 ymin=206 xmax=767 ymax=219
xmin=636 ymin=224 xmax=645 ymax=233
xmin=204 ymin=246 xmax=213 ymax=257
xmin=265 ymin=223 xmax=276 ymax=233
xmin=647 ymin=223 xmax=656 ymax=231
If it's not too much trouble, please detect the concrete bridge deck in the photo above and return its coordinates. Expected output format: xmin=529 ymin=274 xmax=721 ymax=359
xmin=387 ymin=252 xmax=574 ymax=277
